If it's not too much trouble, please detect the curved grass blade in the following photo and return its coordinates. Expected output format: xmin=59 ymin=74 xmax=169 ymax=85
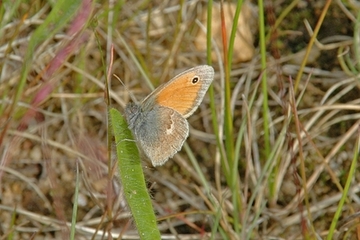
xmin=110 ymin=108 xmax=160 ymax=240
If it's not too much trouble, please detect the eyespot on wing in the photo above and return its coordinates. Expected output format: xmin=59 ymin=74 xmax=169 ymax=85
xmin=154 ymin=65 xmax=214 ymax=118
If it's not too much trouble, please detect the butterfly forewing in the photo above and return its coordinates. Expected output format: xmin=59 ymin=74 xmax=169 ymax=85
xmin=144 ymin=65 xmax=214 ymax=118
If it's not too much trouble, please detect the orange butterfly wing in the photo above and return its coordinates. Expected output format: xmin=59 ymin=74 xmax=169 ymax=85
xmin=142 ymin=65 xmax=214 ymax=118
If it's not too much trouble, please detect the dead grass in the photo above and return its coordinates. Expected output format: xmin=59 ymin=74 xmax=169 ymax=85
xmin=0 ymin=0 xmax=359 ymax=239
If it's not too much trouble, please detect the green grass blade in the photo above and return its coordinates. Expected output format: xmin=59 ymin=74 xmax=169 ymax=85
xmin=210 ymin=201 xmax=222 ymax=240
xmin=206 ymin=1 xmax=227 ymax=165
xmin=225 ymin=1 xmax=246 ymax=234
xmin=257 ymin=0 xmax=270 ymax=158
xmin=226 ymin=0 xmax=243 ymax=69
xmin=110 ymin=108 xmax=160 ymax=240
xmin=8 ymin=0 xmax=82 ymax=121
xmin=8 ymin=207 xmax=16 ymax=239
xmin=327 ymin=131 xmax=359 ymax=239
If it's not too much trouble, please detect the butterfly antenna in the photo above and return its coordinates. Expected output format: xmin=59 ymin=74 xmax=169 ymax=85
xmin=113 ymin=74 xmax=138 ymax=103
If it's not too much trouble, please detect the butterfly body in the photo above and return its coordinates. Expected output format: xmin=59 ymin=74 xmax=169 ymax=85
xmin=125 ymin=65 xmax=214 ymax=166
